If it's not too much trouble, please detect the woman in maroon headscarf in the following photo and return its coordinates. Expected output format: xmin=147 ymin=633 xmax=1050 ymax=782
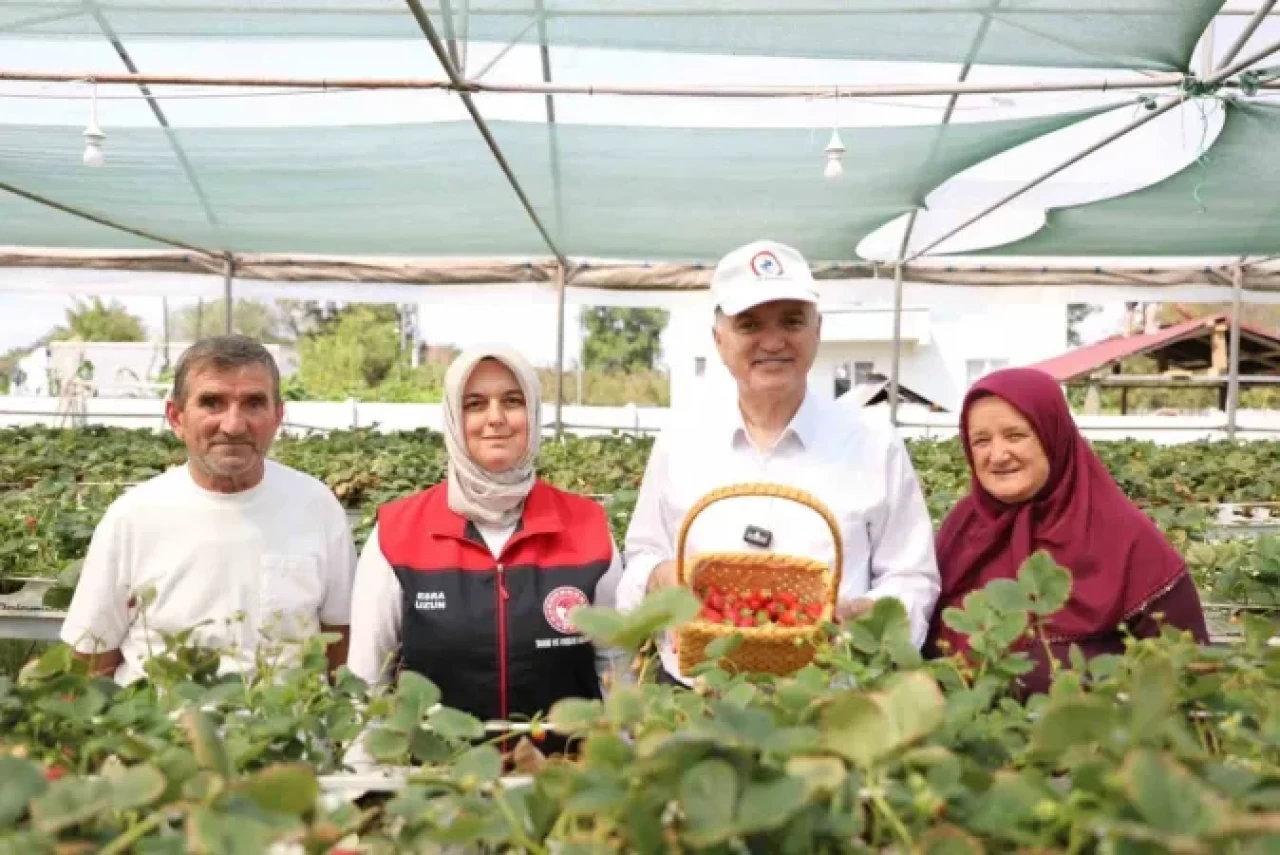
xmin=928 ymin=367 xmax=1208 ymax=695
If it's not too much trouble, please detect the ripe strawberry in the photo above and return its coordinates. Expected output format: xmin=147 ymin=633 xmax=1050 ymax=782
xmin=701 ymin=607 xmax=723 ymax=623
xmin=44 ymin=765 xmax=65 ymax=782
xmin=736 ymin=617 xmax=754 ymax=628
xmin=778 ymin=611 xmax=797 ymax=627
xmin=777 ymin=592 xmax=798 ymax=609
xmin=803 ymin=602 xmax=823 ymax=620
xmin=768 ymin=601 xmax=786 ymax=619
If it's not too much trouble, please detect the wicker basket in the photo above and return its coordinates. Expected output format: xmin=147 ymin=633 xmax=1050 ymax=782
xmin=675 ymin=483 xmax=843 ymax=677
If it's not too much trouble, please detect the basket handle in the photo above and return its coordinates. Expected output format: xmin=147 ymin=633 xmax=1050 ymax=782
xmin=675 ymin=482 xmax=845 ymax=612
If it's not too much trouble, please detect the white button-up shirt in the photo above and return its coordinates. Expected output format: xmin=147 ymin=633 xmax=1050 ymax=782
xmin=617 ymin=389 xmax=940 ymax=681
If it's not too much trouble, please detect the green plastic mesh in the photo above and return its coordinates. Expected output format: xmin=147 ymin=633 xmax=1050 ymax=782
xmin=0 ymin=1 xmax=1222 ymax=70
xmin=0 ymin=107 xmax=1104 ymax=261
xmin=983 ymin=102 xmax=1280 ymax=257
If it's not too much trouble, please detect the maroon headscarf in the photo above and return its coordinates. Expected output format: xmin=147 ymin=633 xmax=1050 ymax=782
xmin=932 ymin=368 xmax=1187 ymax=654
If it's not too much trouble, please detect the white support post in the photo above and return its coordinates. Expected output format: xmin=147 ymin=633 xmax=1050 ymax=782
xmin=1227 ymin=264 xmax=1244 ymax=441
xmin=222 ymin=256 xmax=234 ymax=335
xmin=553 ymin=261 xmax=567 ymax=441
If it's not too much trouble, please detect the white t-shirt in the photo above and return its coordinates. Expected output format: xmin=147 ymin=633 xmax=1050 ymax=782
xmin=60 ymin=460 xmax=357 ymax=685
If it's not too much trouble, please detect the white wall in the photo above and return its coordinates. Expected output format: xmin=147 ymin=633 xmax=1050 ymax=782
xmin=0 ymin=395 xmax=1276 ymax=445
xmin=666 ymin=302 xmax=1068 ymax=413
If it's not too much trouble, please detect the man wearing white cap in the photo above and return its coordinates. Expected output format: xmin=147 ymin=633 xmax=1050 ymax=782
xmin=616 ymin=240 xmax=940 ymax=684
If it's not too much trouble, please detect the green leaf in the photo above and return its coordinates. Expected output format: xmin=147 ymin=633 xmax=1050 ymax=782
xmin=567 ymin=607 xmax=628 ymax=647
xmin=821 ymin=673 xmax=945 ymax=767
xmin=365 ymin=727 xmax=411 ymax=763
xmin=566 ymin=771 xmax=628 ymax=815
xmin=1128 ymin=655 xmax=1177 ymax=737
xmin=0 ymin=756 xmax=46 ymax=826
xmin=1019 ymin=551 xmax=1071 ymax=615
xmin=679 ymin=758 xmax=739 ymax=847
xmin=395 ymin=671 xmax=442 ymax=717
xmin=429 ymin=707 xmax=485 ymax=742
xmin=452 ymin=745 xmax=503 ymax=787
xmin=984 ymin=578 xmax=1030 ymax=613
xmin=181 ymin=708 xmax=231 ymax=778
xmin=820 ymin=693 xmax=888 ymax=767
xmin=240 ymin=763 xmax=319 ymax=816
xmin=735 ymin=776 xmax=807 ymax=834
xmin=785 ymin=756 xmax=848 ymax=797
xmin=722 ymin=683 xmax=757 ymax=709
xmin=1120 ymin=750 xmax=1225 ymax=836
xmin=941 ymin=607 xmax=980 ymax=637
xmin=410 ymin=728 xmax=452 ymax=765
xmin=612 ymin=587 xmax=703 ymax=651
xmin=549 ymin=698 xmax=604 ymax=732
xmin=705 ymin=633 xmax=744 ymax=660
xmin=110 ymin=763 xmax=168 ymax=813
xmin=583 ymin=733 xmax=634 ymax=772
xmin=29 ymin=777 xmax=113 ymax=834
xmin=1031 ymin=696 xmax=1116 ymax=757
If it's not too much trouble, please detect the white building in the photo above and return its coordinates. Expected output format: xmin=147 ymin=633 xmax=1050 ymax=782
xmin=666 ymin=301 xmax=1068 ymax=414
xmin=13 ymin=341 xmax=298 ymax=398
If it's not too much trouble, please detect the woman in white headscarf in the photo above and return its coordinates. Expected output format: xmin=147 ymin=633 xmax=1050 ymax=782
xmin=347 ymin=346 xmax=623 ymax=741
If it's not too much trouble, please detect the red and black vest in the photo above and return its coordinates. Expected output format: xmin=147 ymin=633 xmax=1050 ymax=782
xmin=377 ymin=480 xmax=612 ymax=725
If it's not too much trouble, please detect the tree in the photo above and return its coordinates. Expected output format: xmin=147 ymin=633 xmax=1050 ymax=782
xmin=295 ymin=305 xmax=403 ymax=398
xmin=170 ymin=299 xmax=291 ymax=343
xmin=580 ymin=308 xmax=669 ymax=373
xmin=51 ymin=298 xmax=146 ymax=342
xmin=1066 ymin=304 xmax=1101 ymax=347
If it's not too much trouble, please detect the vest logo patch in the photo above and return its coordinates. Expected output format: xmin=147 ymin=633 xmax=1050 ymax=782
xmin=543 ymin=586 xmax=589 ymax=634
xmin=415 ymin=591 xmax=447 ymax=611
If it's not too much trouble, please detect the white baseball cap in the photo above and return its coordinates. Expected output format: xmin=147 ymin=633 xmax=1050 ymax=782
xmin=710 ymin=239 xmax=820 ymax=317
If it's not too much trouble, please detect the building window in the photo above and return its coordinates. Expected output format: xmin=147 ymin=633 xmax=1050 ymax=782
xmin=693 ymin=356 xmax=707 ymax=377
xmin=966 ymin=358 xmax=1009 ymax=387
xmin=834 ymin=361 xmax=877 ymax=398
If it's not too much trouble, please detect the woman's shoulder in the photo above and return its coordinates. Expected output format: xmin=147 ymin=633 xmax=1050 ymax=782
xmin=531 ymin=480 xmax=610 ymax=526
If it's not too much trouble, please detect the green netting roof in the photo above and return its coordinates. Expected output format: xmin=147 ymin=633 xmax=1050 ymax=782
xmin=0 ymin=107 xmax=1105 ymax=261
xmin=984 ymin=102 xmax=1280 ymax=257
xmin=0 ymin=1 xmax=1222 ymax=70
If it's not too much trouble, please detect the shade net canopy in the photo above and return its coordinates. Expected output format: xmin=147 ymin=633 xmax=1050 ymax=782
xmin=982 ymin=101 xmax=1280 ymax=258
xmin=0 ymin=1 xmax=1223 ymax=70
xmin=0 ymin=107 xmax=1106 ymax=261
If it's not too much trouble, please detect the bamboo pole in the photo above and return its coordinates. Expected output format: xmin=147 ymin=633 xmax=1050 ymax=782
xmin=223 ymin=256 xmax=234 ymax=335
xmin=0 ymin=68 xmax=1186 ymax=99
xmin=1217 ymin=0 xmax=1277 ymax=72
xmin=1227 ymin=264 xmax=1245 ymax=441
xmin=553 ymin=261 xmax=567 ymax=441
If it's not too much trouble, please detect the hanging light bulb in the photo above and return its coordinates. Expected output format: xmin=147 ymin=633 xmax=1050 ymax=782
xmin=824 ymin=128 xmax=845 ymax=181
xmin=83 ymin=82 xmax=105 ymax=168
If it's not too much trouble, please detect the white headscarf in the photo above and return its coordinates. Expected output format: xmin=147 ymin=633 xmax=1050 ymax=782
xmin=442 ymin=346 xmax=542 ymax=527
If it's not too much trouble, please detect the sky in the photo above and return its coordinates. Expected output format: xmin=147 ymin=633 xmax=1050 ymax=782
xmin=0 ymin=7 xmax=1271 ymax=359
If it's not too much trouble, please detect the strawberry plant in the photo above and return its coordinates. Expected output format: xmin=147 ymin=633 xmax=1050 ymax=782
xmin=3 ymin=554 xmax=1280 ymax=851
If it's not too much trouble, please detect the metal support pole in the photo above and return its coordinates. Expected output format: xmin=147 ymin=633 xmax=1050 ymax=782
xmin=553 ymin=262 xmax=567 ymax=441
xmin=1227 ymin=264 xmax=1244 ymax=441
xmin=223 ymin=256 xmax=234 ymax=335
xmin=1217 ymin=0 xmax=1277 ymax=73
xmin=889 ymin=258 xmax=907 ymax=428
xmin=402 ymin=0 xmax=569 ymax=270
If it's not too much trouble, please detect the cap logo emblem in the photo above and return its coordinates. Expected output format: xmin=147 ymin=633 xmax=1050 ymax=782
xmin=749 ymin=250 xmax=785 ymax=278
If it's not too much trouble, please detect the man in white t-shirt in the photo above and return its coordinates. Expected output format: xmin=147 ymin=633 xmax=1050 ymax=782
xmin=60 ymin=335 xmax=356 ymax=685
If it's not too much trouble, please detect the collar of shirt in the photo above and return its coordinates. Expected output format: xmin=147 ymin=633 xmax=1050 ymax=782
xmin=725 ymin=388 xmax=822 ymax=454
